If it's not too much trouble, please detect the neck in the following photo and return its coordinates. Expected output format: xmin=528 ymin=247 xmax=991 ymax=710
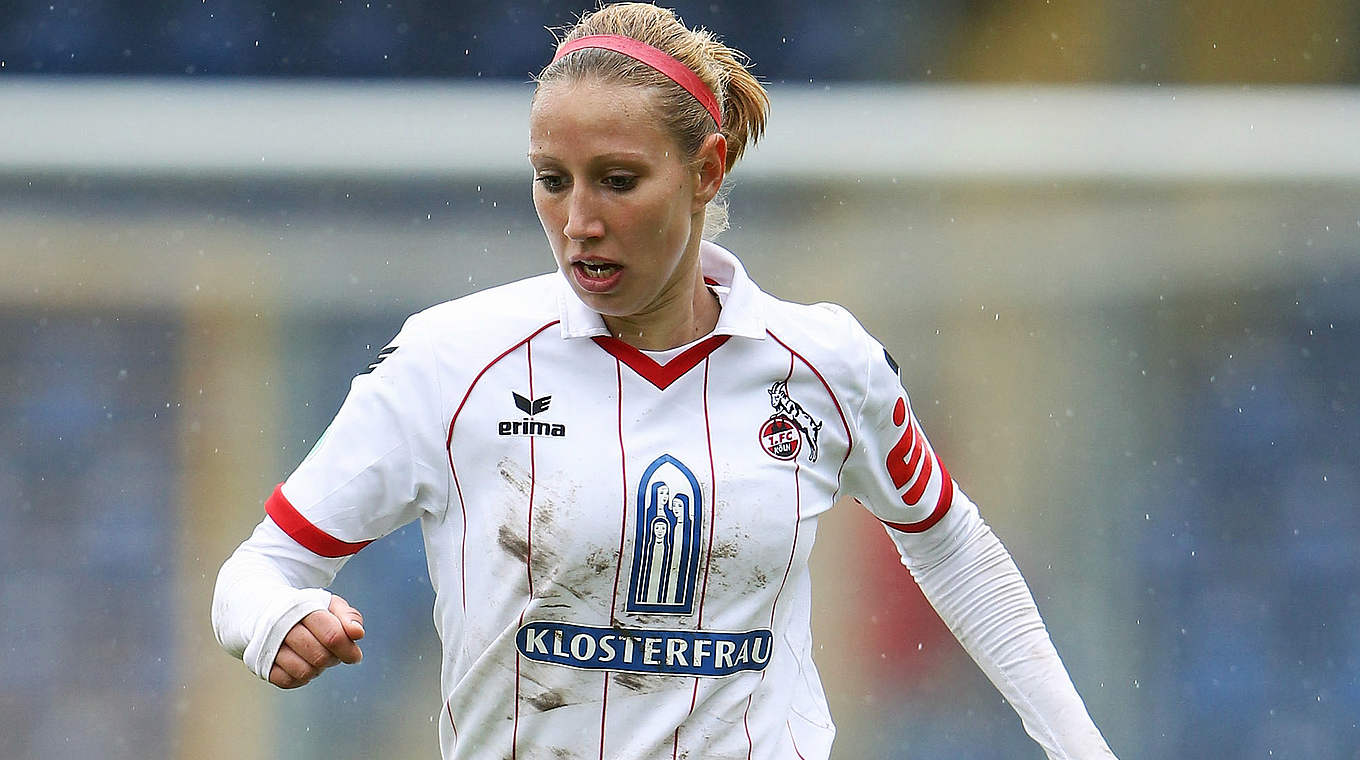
xmin=603 ymin=271 xmax=720 ymax=351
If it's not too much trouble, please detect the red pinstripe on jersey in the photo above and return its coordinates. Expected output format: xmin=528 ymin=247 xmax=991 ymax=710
xmin=741 ymin=350 xmax=808 ymax=759
xmin=696 ymin=359 xmax=719 ymax=625
xmin=679 ymin=356 xmax=721 ymax=756
xmin=601 ymin=674 xmax=611 ymax=759
xmin=511 ymin=336 xmax=542 ymax=759
xmin=768 ymin=350 xmax=802 ymax=627
xmin=445 ymin=320 xmax=559 ymax=613
xmin=526 ymin=339 xmax=539 ymax=601
xmin=748 ymin=456 xmax=804 ymax=757
xmin=787 ymin=721 xmax=808 ymax=759
xmin=601 ymin=675 xmax=611 ymax=759
xmin=265 ymin=484 xmax=373 ymax=557
xmin=743 ymin=693 xmax=754 ymax=759
xmin=601 ymin=358 xmax=627 ymax=759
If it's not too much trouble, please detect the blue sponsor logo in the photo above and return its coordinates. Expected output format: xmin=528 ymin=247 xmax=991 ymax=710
xmin=515 ymin=621 xmax=773 ymax=677
xmin=627 ymin=454 xmax=703 ymax=615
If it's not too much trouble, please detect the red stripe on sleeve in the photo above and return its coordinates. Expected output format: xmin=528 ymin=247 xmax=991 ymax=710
xmin=903 ymin=422 xmax=926 ymax=488
xmin=901 ymin=443 xmax=933 ymax=505
xmin=265 ymin=483 xmax=373 ymax=558
xmin=880 ymin=456 xmax=954 ymax=534
xmin=886 ymin=421 xmax=916 ymax=489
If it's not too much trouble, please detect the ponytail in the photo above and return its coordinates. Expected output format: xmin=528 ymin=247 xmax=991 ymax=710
xmin=706 ymin=38 xmax=769 ymax=172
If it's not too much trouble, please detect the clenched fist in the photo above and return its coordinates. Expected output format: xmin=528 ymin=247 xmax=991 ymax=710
xmin=269 ymin=594 xmax=366 ymax=689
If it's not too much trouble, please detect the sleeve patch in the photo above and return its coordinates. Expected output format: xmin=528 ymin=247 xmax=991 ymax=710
xmin=266 ymin=483 xmax=373 ymax=558
xmin=880 ymin=398 xmax=954 ymax=533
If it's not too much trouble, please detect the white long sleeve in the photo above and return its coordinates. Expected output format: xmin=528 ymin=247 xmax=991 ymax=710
xmin=885 ymin=510 xmax=1118 ymax=759
xmin=212 ymin=516 xmax=349 ymax=680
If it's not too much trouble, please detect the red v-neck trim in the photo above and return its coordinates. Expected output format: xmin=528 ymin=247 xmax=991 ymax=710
xmin=592 ymin=334 xmax=730 ymax=390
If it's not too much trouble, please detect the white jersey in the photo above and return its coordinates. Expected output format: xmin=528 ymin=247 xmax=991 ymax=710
xmin=214 ymin=242 xmax=1117 ymax=760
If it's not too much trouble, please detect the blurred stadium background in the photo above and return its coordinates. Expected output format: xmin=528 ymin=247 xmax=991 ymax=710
xmin=3 ymin=1 xmax=1359 ymax=758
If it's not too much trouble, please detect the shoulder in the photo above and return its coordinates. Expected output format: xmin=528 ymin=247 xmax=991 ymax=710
xmin=378 ymin=272 xmax=563 ymax=401
xmin=759 ymin=293 xmax=881 ymax=386
xmin=400 ymin=272 xmax=562 ymax=353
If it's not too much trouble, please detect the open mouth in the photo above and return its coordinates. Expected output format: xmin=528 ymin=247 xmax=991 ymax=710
xmin=576 ymin=260 xmax=622 ymax=280
xmin=570 ymin=259 xmax=624 ymax=294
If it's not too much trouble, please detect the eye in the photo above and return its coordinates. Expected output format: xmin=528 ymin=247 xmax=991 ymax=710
xmin=603 ymin=174 xmax=637 ymax=191
xmin=535 ymin=174 xmax=567 ymax=193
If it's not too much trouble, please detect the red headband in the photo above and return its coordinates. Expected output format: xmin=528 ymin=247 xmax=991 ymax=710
xmin=551 ymin=34 xmax=722 ymax=127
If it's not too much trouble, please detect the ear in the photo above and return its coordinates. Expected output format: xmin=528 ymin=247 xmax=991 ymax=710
xmin=692 ymin=132 xmax=727 ymax=211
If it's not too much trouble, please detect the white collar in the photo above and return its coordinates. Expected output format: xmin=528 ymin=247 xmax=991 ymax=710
xmin=556 ymin=240 xmax=767 ymax=341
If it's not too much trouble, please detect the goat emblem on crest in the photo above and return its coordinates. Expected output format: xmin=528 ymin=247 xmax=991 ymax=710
xmin=761 ymin=380 xmax=822 ymax=463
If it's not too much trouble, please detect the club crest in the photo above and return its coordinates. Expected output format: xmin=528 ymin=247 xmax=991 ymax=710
xmin=761 ymin=380 xmax=822 ymax=462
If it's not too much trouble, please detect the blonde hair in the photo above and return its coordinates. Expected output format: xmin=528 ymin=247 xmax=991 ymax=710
xmin=536 ymin=2 xmax=770 ymax=238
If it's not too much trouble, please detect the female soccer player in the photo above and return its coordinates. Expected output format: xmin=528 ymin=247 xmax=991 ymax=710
xmin=213 ymin=4 xmax=1119 ymax=758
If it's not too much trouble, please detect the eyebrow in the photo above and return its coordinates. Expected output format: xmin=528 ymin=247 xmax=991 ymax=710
xmin=527 ymin=150 xmax=653 ymax=164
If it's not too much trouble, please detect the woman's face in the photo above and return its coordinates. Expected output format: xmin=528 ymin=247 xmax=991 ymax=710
xmin=529 ymin=78 xmax=722 ymax=325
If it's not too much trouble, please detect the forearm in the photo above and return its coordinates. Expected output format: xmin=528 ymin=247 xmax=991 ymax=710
xmin=212 ymin=517 xmax=347 ymax=679
xmin=889 ymin=514 xmax=1117 ymax=759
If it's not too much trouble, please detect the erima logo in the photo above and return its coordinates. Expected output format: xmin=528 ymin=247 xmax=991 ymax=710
xmin=513 ymin=392 xmax=551 ymax=416
xmin=499 ymin=392 xmax=566 ymax=438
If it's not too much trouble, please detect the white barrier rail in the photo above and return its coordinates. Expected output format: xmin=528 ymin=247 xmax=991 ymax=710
xmin=3 ymin=78 xmax=1358 ymax=181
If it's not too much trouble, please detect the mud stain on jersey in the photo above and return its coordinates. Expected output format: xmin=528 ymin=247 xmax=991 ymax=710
xmin=497 ymin=524 xmax=530 ymax=562
xmin=525 ymin=688 xmax=567 ymax=712
xmin=610 ymin=671 xmax=674 ymax=692
xmin=584 ymin=546 xmax=615 ymax=575
xmin=709 ymin=540 xmax=739 ymax=559
xmin=750 ymin=567 xmax=769 ymax=588
xmin=497 ymin=456 xmax=575 ymax=581
xmin=603 ymin=625 xmax=679 ymax=693
xmin=630 ymin=612 xmax=691 ymax=627
xmin=619 ymin=671 xmax=679 ymax=692
xmin=529 ymin=540 xmax=560 ymax=580
xmin=498 ymin=523 xmax=564 ymax=582
xmin=611 ymin=671 xmax=646 ymax=691
xmin=498 ymin=456 xmax=575 ymax=520
xmin=499 ymin=751 xmax=579 ymax=760
xmin=532 ymin=564 xmax=619 ymax=616
xmin=498 ymin=457 xmax=531 ymax=494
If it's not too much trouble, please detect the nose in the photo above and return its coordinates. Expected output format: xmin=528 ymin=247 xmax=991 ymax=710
xmin=562 ymin=188 xmax=604 ymax=242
